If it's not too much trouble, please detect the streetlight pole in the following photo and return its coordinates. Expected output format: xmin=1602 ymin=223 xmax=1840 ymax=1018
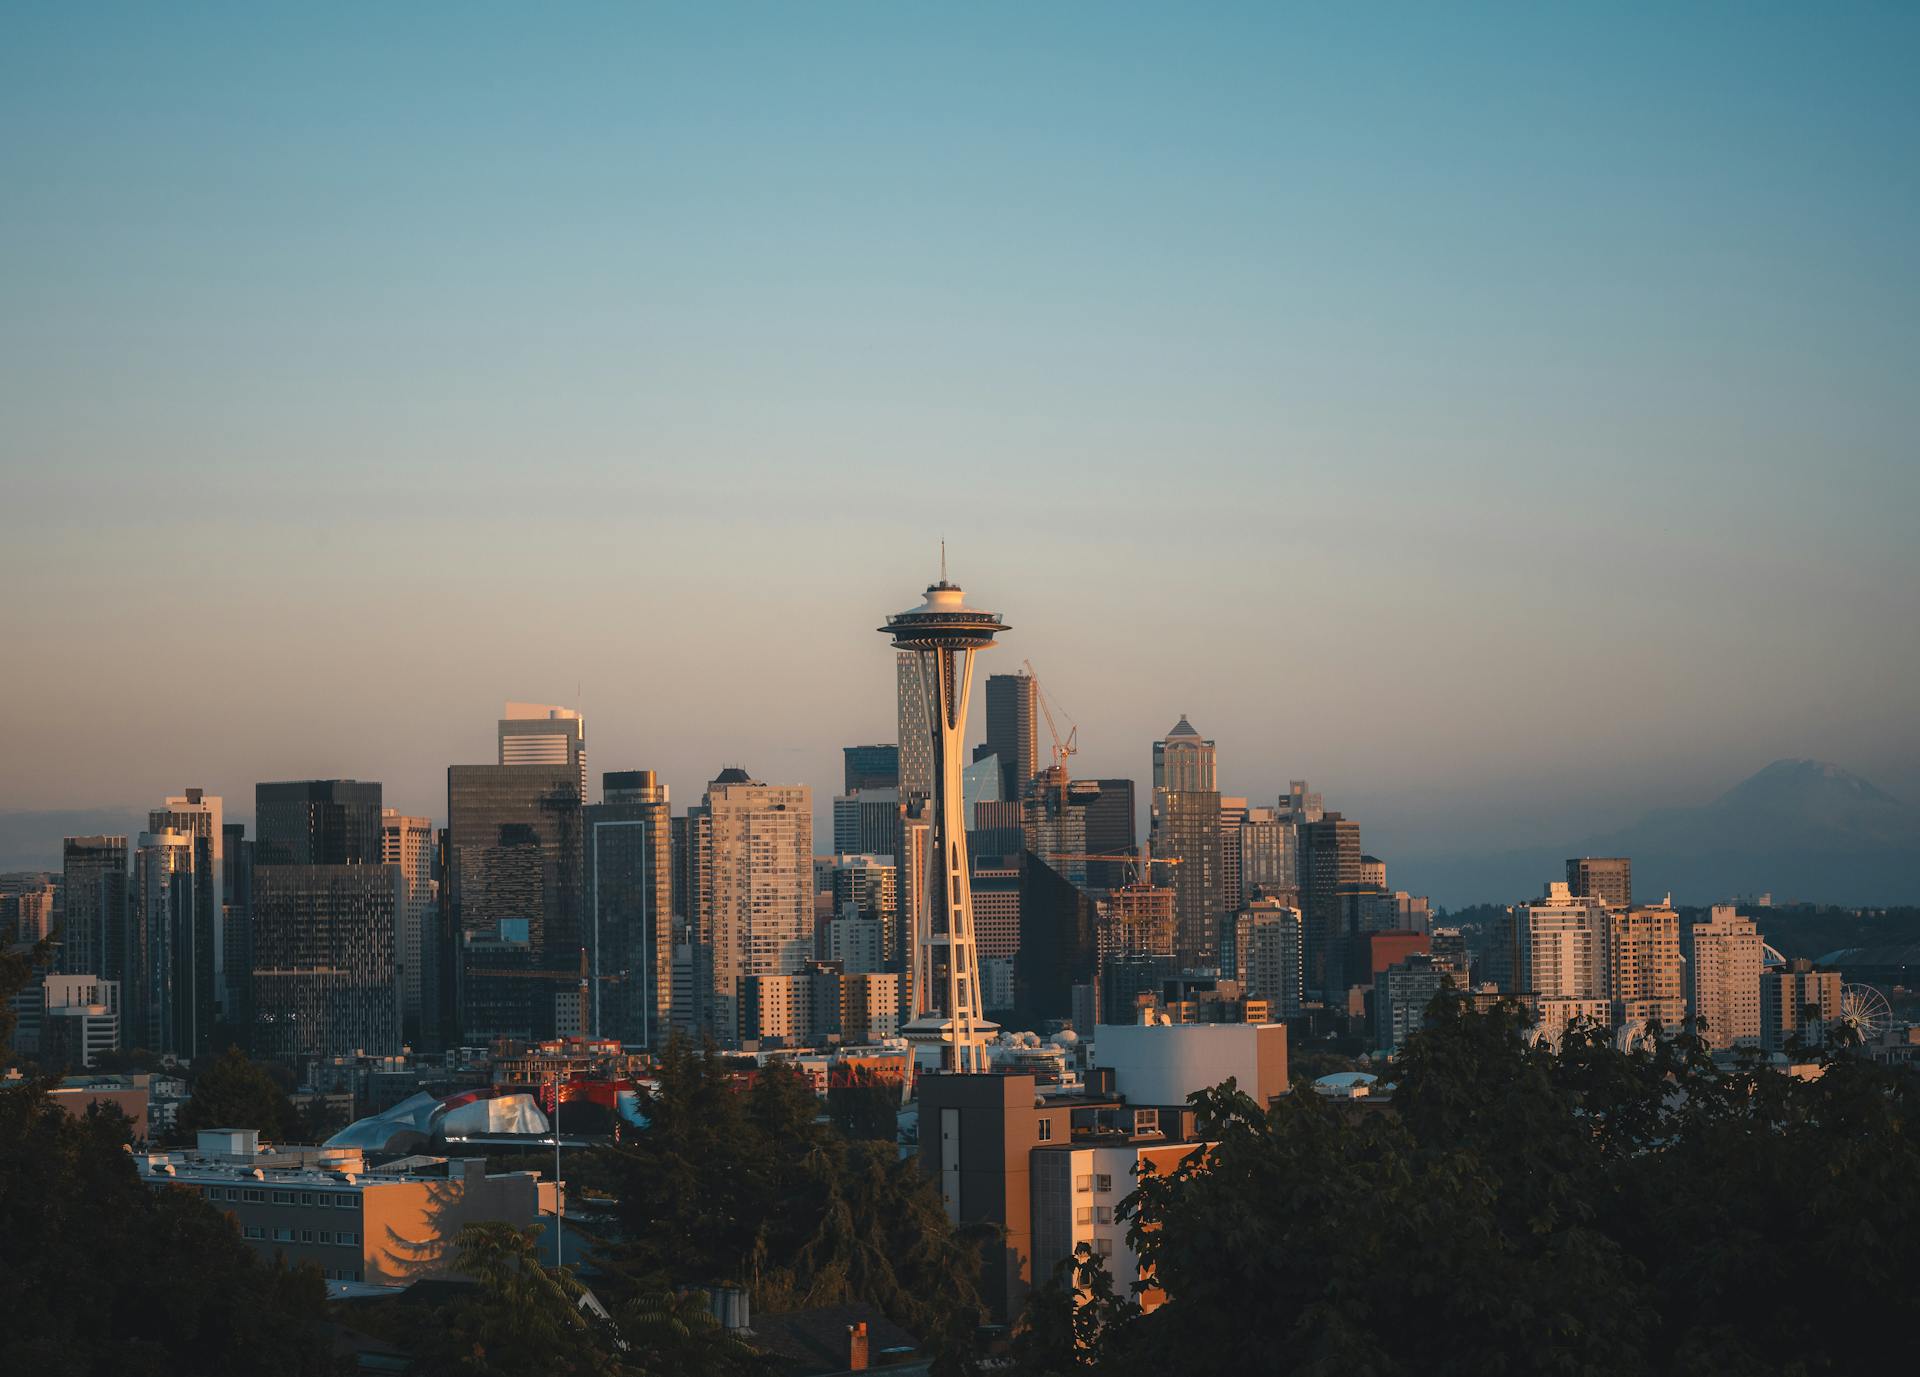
xmin=551 ymin=1064 xmax=564 ymax=1270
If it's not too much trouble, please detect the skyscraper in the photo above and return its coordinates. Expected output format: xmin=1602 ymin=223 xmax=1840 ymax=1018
xmin=252 ymin=864 xmax=402 ymax=1062
xmin=896 ymin=653 xmax=934 ymax=803
xmin=1239 ymin=806 xmax=1296 ymax=906
xmin=380 ymin=808 xmax=436 ymax=1036
xmin=1566 ymin=856 xmax=1632 ymax=911
xmin=1297 ymin=813 xmax=1362 ymax=1000
xmin=1081 ymin=779 xmax=1137 ymax=894
xmin=222 ymin=822 xmax=253 ymax=1030
xmin=842 ymin=743 xmax=900 ymax=794
xmin=583 ymin=770 xmax=673 ymax=1046
xmin=1687 ymin=904 xmax=1763 ymax=1049
xmin=446 ymin=763 xmax=583 ymax=1040
xmin=880 ymin=569 xmax=1009 ymax=1073
xmin=499 ymin=702 xmax=589 ymax=805
xmin=1218 ymin=796 xmax=1249 ymax=910
xmin=1233 ymin=899 xmax=1304 ymax=1019
xmin=1150 ymin=718 xmax=1226 ymax=970
xmin=132 ymin=830 xmax=200 ymax=1055
xmin=1609 ymin=899 xmax=1686 ymax=1034
xmin=1151 ymin=715 xmax=1217 ymax=822
xmin=149 ymin=790 xmax=223 ymax=1018
xmin=256 ymin=780 xmax=383 ymax=867
xmin=60 ymin=836 xmax=128 ymax=989
xmin=1516 ymin=881 xmax=1612 ymax=1039
xmin=984 ymin=673 xmax=1038 ymax=801
xmin=1760 ymin=959 xmax=1843 ymax=1052
xmin=684 ymin=769 xmax=812 ymax=1046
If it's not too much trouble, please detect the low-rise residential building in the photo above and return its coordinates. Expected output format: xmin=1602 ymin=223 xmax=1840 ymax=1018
xmin=137 ymin=1129 xmax=545 ymax=1284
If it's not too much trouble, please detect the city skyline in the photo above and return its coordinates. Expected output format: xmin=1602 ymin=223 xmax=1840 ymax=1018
xmin=4 ymin=4 xmax=1918 ymax=890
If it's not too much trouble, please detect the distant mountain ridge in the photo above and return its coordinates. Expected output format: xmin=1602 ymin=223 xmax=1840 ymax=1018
xmin=1403 ymin=759 xmax=1920 ymax=910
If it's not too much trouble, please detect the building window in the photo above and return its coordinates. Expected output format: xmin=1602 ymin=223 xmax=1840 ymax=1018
xmin=273 ymin=1192 xmax=293 ymax=1205
xmin=243 ymin=1226 xmax=264 ymax=1240
xmin=319 ymin=1231 xmax=333 ymax=1244
xmin=1094 ymin=1174 xmax=1113 ymax=1192
xmin=243 ymin=1189 xmax=265 ymax=1203
xmin=335 ymin=1195 xmax=354 ymax=1209
xmin=1093 ymin=1236 xmax=1114 ymax=1257
xmin=338 ymin=1232 xmax=358 ymax=1246
xmin=1075 ymin=1175 xmax=1092 ymax=1193
xmin=1075 ymin=1206 xmax=1093 ymax=1225
xmin=302 ymin=1230 xmax=314 ymax=1243
xmin=1037 ymin=1118 xmax=1053 ymax=1142
xmin=301 ymin=1192 xmax=314 ymax=1206
xmin=272 ymin=1228 xmax=294 ymax=1243
xmin=1095 ymin=1206 xmax=1112 ymax=1224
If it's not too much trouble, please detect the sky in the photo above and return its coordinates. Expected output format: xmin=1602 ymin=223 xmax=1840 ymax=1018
xmin=3 ymin=3 xmax=1917 ymax=881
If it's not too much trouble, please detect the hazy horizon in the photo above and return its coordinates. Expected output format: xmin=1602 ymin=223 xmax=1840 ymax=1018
xmin=5 ymin=5 xmax=1917 ymax=887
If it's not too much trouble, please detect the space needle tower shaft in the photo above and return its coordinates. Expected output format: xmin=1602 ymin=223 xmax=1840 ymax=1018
xmin=879 ymin=559 xmax=1007 ymax=1074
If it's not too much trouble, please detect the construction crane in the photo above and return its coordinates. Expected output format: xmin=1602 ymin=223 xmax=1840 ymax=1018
xmin=1023 ymin=658 xmax=1076 ymax=806
xmin=1044 ymin=842 xmax=1178 ymax=887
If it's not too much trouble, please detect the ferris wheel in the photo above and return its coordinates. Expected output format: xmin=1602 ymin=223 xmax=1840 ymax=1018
xmin=1837 ymin=984 xmax=1894 ymax=1041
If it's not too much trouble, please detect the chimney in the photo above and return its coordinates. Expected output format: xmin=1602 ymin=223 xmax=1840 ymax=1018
xmin=847 ymin=1321 xmax=869 ymax=1372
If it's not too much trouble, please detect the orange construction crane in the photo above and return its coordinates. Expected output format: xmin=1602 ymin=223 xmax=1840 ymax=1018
xmin=1023 ymin=659 xmax=1076 ymax=805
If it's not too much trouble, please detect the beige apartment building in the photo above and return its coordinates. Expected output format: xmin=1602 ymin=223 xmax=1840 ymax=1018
xmin=139 ymin=1130 xmax=545 ymax=1284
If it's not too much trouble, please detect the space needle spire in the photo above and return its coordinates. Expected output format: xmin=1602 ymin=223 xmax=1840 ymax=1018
xmin=879 ymin=560 xmax=1008 ymax=1074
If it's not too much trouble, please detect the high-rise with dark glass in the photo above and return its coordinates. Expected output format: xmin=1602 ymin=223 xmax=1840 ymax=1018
xmin=255 ymin=780 xmax=383 ymax=867
xmin=447 ymin=763 xmax=583 ymax=1041
xmin=842 ymin=743 xmax=900 ymax=795
xmin=583 ymin=770 xmax=673 ymax=1046
xmin=60 ymin=836 xmax=128 ymax=987
xmin=1298 ymin=813 xmax=1364 ymax=1000
xmin=251 ymin=863 xmax=402 ymax=1062
xmin=984 ymin=673 xmax=1038 ymax=801
xmin=1082 ymin=778 xmax=1137 ymax=893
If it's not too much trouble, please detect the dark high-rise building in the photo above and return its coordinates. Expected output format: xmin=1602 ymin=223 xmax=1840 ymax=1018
xmin=1298 ymin=813 xmax=1363 ymax=1000
xmin=60 ymin=836 xmax=128 ymax=988
xmin=1566 ymin=856 xmax=1631 ymax=911
xmin=255 ymin=780 xmax=383 ymax=867
xmin=583 ymin=770 xmax=674 ymax=1047
xmin=447 ymin=763 xmax=583 ymax=1041
xmin=1012 ymin=854 xmax=1098 ymax=1027
xmin=1082 ymin=779 xmax=1137 ymax=893
xmin=984 ymin=674 xmax=1038 ymax=800
xmin=251 ymin=864 xmax=401 ymax=1062
xmin=221 ymin=822 xmax=253 ymax=1032
xmin=133 ymin=828 xmax=212 ymax=1057
xmin=842 ymin=744 xmax=900 ymax=795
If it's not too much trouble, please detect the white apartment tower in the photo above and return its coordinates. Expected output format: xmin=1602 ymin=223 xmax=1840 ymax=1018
xmin=498 ymin=702 xmax=588 ymax=804
xmin=685 ymin=770 xmax=813 ymax=1046
xmin=1688 ymin=904 xmax=1764 ymax=1049
xmin=1517 ymin=881 xmax=1612 ymax=1039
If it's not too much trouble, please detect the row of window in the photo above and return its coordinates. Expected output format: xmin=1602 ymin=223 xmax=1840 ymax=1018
xmin=206 ymin=1185 xmax=357 ymax=1209
xmin=321 ymin=1268 xmax=365 ymax=1282
xmin=241 ymin=1226 xmax=360 ymax=1246
xmin=1074 ymin=1174 xmax=1115 ymax=1193
xmin=1074 ymin=1206 xmax=1115 ymax=1225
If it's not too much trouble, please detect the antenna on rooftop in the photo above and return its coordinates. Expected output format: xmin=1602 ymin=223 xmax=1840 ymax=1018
xmin=940 ymin=538 xmax=948 ymax=584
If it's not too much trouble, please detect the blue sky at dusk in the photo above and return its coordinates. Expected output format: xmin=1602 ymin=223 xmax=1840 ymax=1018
xmin=3 ymin=3 xmax=1916 ymax=873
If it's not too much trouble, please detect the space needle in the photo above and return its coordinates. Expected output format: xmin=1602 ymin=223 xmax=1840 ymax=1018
xmin=880 ymin=554 xmax=1007 ymax=1074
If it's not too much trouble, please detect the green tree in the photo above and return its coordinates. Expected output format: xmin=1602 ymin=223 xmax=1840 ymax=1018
xmin=1007 ymin=994 xmax=1920 ymax=1376
xmin=603 ymin=1037 xmax=986 ymax=1357
xmin=176 ymin=1045 xmax=302 ymax=1141
xmin=0 ymin=1083 xmax=330 ymax=1374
